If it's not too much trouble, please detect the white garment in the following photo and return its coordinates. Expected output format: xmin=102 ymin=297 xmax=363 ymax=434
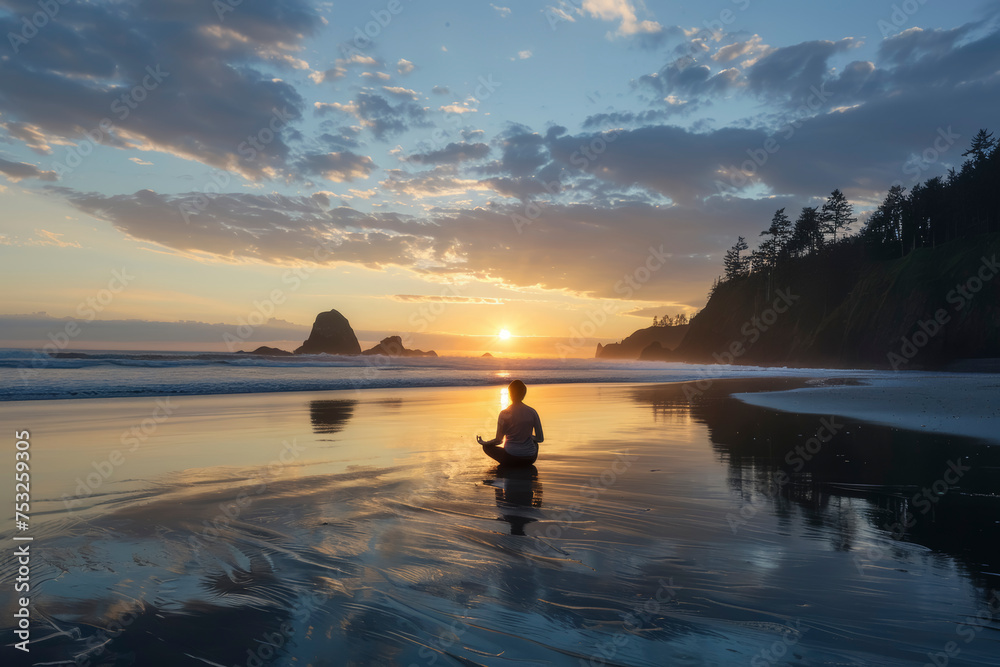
xmin=504 ymin=438 xmax=538 ymax=458
xmin=495 ymin=402 xmax=543 ymax=458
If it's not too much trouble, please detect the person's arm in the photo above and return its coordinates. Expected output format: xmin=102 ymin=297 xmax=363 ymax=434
xmin=477 ymin=413 xmax=506 ymax=446
xmin=533 ymin=409 xmax=544 ymax=443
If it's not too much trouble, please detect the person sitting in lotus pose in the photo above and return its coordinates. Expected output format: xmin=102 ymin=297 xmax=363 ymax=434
xmin=477 ymin=379 xmax=543 ymax=466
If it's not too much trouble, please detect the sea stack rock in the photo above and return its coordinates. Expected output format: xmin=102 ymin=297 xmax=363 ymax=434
xmin=294 ymin=309 xmax=362 ymax=355
xmin=361 ymin=335 xmax=437 ymax=357
xmin=237 ymin=346 xmax=294 ymax=356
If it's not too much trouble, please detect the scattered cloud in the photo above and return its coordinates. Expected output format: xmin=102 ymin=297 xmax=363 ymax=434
xmin=639 ymin=58 xmax=741 ymax=100
xmin=579 ymin=0 xmax=662 ymax=36
xmin=407 ymin=142 xmax=490 ymax=165
xmin=544 ymin=5 xmax=576 ymax=25
xmin=309 ymin=67 xmax=346 ymax=83
xmin=317 ymin=92 xmax=429 ymax=139
xmin=379 ymin=166 xmax=493 ymax=198
xmin=315 ymin=101 xmax=359 ymax=117
xmin=712 ymin=34 xmax=774 ymax=66
xmin=296 ymin=151 xmax=376 ymax=182
xmin=34 ymin=229 xmax=81 ymax=248
xmin=393 ymin=294 xmax=503 ymax=304
xmin=382 ymin=86 xmax=420 ymax=100
xmin=0 ymin=156 xmax=57 ymax=182
xmin=338 ymin=53 xmax=379 ymax=66
xmin=582 ymin=109 xmax=677 ymax=129
xmin=439 ymin=102 xmax=478 ymax=114
xmin=495 ymin=129 xmax=548 ymax=177
xmin=2 ymin=122 xmax=53 ymax=154
xmin=746 ymin=37 xmax=857 ymax=103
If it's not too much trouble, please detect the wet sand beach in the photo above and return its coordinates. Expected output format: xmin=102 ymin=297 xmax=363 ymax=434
xmin=2 ymin=379 xmax=999 ymax=665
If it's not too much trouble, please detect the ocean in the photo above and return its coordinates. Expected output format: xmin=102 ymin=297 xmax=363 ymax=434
xmin=0 ymin=348 xmax=874 ymax=401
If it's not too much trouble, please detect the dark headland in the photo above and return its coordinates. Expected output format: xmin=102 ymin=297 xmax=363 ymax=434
xmin=596 ymin=322 xmax=689 ymax=361
xmin=604 ymin=135 xmax=1000 ymax=370
xmin=606 ymin=235 xmax=1000 ymax=369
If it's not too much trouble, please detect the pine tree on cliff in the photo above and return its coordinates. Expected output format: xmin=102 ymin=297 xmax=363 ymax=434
xmin=862 ymin=184 xmax=907 ymax=257
xmin=959 ymin=129 xmax=997 ymax=235
xmin=788 ymin=207 xmax=823 ymax=256
xmin=820 ymin=189 xmax=856 ymax=243
xmin=757 ymin=208 xmax=792 ymax=270
xmin=723 ymin=236 xmax=750 ymax=280
xmin=906 ymin=176 xmax=949 ymax=249
xmin=769 ymin=207 xmax=793 ymax=254
xmin=706 ymin=276 xmax=721 ymax=300
xmin=962 ymin=129 xmax=996 ymax=166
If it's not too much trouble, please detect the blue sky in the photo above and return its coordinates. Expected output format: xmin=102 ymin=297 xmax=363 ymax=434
xmin=0 ymin=0 xmax=997 ymax=354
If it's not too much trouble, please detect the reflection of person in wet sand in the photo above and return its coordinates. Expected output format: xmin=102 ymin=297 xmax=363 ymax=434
xmin=485 ymin=465 xmax=543 ymax=535
xmin=477 ymin=380 xmax=544 ymax=467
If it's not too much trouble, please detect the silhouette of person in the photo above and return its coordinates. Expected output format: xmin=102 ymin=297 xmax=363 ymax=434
xmin=477 ymin=379 xmax=544 ymax=467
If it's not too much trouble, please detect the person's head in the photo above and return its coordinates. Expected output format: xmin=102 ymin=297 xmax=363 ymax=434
xmin=507 ymin=379 xmax=527 ymax=403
